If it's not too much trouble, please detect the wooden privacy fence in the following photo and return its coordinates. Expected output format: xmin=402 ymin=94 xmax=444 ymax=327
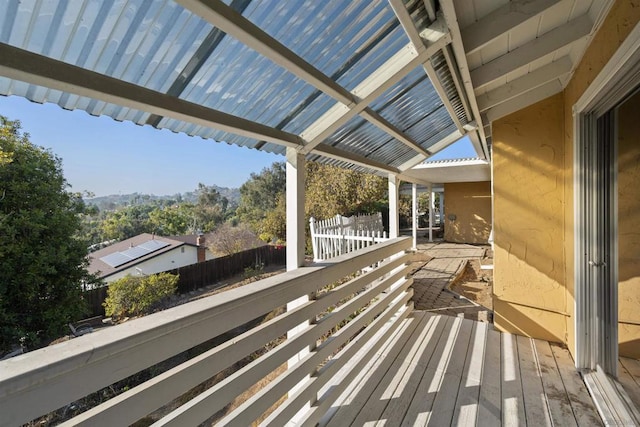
xmin=309 ymin=213 xmax=388 ymax=261
xmin=82 ymin=245 xmax=286 ymax=316
xmin=170 ymin=244 xmax=286 ymax=293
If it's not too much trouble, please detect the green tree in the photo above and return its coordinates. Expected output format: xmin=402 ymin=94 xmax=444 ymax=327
xmin=148 ymin=203 xmax=195 ymax=236
xmin=236 ymin=162 xmax=286 ymax=229
xmin=305 ymin=162 xmax=387 ymax=219
xmin=0 ymin=117 xmax=94 ymax=352
xmin=193 ymin=183 xmax=230 ymax=232
xmin=103 ymin=272 xmax=178 ymax=319
xmin=99 ymin=204 xmax=155 ymax=241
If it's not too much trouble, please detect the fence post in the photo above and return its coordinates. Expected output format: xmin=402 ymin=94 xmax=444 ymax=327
xmin=309 ymin=217 xmax=318 ymax=262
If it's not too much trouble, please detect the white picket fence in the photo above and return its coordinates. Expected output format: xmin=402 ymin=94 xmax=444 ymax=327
xmin=309 ymin=213 xmax=388 ymax=261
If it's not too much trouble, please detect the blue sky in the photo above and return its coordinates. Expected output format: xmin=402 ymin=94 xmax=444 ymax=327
xmin=0 ymin=95 xmax=475 ymax=196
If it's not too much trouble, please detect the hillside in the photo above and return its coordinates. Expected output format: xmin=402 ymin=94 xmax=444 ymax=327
xmin=85 ymin=185 xmax=241 ymax=211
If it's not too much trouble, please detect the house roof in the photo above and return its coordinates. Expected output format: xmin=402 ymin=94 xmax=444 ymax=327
xmin=0 ymin=0 xmax=614 ymax=184
xmin=402 ymin=157 xmax=490 ymax=184
xmin=88 ymin=233 xmax=186 ymax=279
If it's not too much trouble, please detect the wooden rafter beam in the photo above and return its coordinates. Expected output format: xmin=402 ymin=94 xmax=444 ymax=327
xmin=462 ymin=0 xmax=562 ymax=55
xmin=470 ymin=13 xmax=592 ymax=89
xmin=388 ymin=0 xmax=465 ymax=133
xmin=0 ymin=42 xmax=304 ymax=149
xmin=477 ymin=56 xmax=572 ymax=111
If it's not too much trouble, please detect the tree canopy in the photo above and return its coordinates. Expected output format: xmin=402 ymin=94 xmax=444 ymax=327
xmin=0 ymin=117 xmax=94 ymax=352
xmin=235 ymin=161 xmax=388 ymax=244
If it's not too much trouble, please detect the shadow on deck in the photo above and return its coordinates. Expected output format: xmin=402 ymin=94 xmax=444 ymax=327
xmin=319 ymin=311 xmax=602 ymax=426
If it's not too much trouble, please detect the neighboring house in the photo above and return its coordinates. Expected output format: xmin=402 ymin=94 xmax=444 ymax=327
xmin=88 ymin=233 xmax=212 ymax=285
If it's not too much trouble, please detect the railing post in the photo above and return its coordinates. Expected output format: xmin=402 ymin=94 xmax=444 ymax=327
xmin=388 ymin=174 xmax=399 ymax=238
xmin=286 ymin=147 xmax=309 ymax=422
xmin=412 ymin=182 xmax=418 ymax=250
xmin=309 ymin=217 xmax=318 ymax=262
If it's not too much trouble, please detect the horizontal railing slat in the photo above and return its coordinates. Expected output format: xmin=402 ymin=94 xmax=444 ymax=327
xmin=219 ymin=279 xmax=414 ymax=426
xmin=0 ymin=237 xmax=412 ymax=426
xmin=265 ymin=298 xmax=415 ymax=426
xmin=157 ymin=257 xmax=412 ymax=426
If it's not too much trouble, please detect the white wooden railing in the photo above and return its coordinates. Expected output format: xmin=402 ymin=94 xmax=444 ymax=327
xmin=309 ymin=213 xmax=388 ymax=261
xmin=0 ymin=237 xmax=413 ymax=427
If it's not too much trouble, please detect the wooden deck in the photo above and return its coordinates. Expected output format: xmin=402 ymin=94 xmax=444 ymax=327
xmin=317 ymin=311 xmax=602 ymax=426
xmin=620 ymin=356 xmax=640 ymax=411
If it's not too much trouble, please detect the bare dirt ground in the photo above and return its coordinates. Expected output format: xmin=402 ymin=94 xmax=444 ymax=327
xmin=448 ymin=258 xmax=493 ymax=311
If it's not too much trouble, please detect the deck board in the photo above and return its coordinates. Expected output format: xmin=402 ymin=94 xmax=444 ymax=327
xmin=500 ymin=332 xmax=525 ymax=426
xmin=551 ymin=344 xmax=604 ymax=426
xmin=316 ymin=312 xmax=601 ymax=426
xmin=516 ymin=335 xmax=552 ymax=426
xmin=450 ymin=321 xmax=487 ymax=426
xmin=619 ymin=357 xmax=640 ymax=410
xmin=533 ymin=339 xmax=578 ymax=426
xmin=375 ymin=314 xmax=449 ymax=426
xmin=476 ymin=326 xmax=502 ymax=426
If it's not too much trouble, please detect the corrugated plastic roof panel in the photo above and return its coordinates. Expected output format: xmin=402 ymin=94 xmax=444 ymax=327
xmin=0 ymin=0 xmax=467 ymax=172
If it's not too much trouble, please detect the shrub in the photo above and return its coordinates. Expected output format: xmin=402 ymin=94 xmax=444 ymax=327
xmin=104 ymin=272 xmax=179 ymax=319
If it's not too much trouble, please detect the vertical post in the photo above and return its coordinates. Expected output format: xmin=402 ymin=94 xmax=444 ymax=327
xmin=286 ymin=148 xmax=308 ymax=421
xmin=429 ymin=183 xmax=434 ymax=242
xmin=388 ymin=174 xmax=399 ymax=238
xmin=439 ymin=191 xmax=445 ymax=227
xmin=286 ymin=148 xmax=305 ymax=271
xmin=412 ymin=183 xmax=418 ymax=250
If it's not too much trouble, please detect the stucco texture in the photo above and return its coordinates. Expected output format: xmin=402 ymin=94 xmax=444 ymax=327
xmin=443 ymin=182 xmax=491 ymax=244
xmin=492 ymin=93 xmax=567 ymax=343
xmin=618 ymin=90 xmax=640 ymax=359
xmin=563 ymin=0 xmax=640 ymax=355
xmin=492 ymin=0 xmax=640 ymax=353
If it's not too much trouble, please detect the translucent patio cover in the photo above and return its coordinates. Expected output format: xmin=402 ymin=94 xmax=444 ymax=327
xmin=0 ymin=0 xmax=481 ymax=178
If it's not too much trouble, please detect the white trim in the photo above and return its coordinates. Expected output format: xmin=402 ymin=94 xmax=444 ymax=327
xmin=575 ymin=22 xmax=640 ymax=115
xmin=573 ymin=21 xmax=640 ymax=371
xmin=471 ymin=14 xmax=592 ymax=89
xmin=461 ymin=0 xmax=561 ymax=55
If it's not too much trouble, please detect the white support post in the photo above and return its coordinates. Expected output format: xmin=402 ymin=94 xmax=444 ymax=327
xmin=286 ymin=148 xmax=305 ymax=271
xmin=439 ymin=191 xmax=445 ymax=227
xmin=429 ymin=183 xmax=434 ymax=242
xmin=388 ymin=174 xmax=399 ymax=238
xmin=285 ymin=147 xmax=308 ymax=422
xmin=412 ymin=183 xmax=418 ymax=250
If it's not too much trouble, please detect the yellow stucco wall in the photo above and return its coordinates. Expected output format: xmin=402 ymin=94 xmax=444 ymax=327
xmin=562 ymin=0 xmax=640 ymax=355
xmin=618 ymin=90 xmax=640 ymax=359
xmin=492 ymin=93 xmax=567 ymax=343
xmin=492 ymin=0 xmax=640 ymax=352
xmin=443 ymin=182 xmax=492 ymax=244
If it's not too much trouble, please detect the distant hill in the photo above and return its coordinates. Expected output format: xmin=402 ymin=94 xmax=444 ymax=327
xmin=85 ymin=185 xmax=241 ymax=211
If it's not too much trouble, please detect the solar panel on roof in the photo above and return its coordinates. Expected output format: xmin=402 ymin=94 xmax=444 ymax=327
xmin=100 ymin=239 xmax=171 ymax=268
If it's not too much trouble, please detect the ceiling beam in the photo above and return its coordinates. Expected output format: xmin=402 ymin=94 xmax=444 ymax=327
xmin=438 ymin=0 xmax=489 ymax=160
xmin=299 ymin=25 xmax=451 ymax=154
xmin=176 ymin=0 xmax=356 ymax=107
xmin=184 ymin=0 xmax=452 ymax=160
xmin=422 ymin=0 xmax=437 ymax=22
xmin=477 ymin=56 xmax=572 ymax=111
xmin=442 ymin=45 xmax=473 ymax=121
xmin=398 ymin=129 xmax=464 ymax=171
xmin=485 ymin=79 xmax=564 ymax=122
xmin=398 ymin=154 xmax=427 ymax=171
xmin=360 ymin=109 xmax=431 ymax=157
xmin=313 ymin=144 xmax=400 ymax=175
xmin=388 ymin=0 xmax=465 ymax=133
xmin=470 ymin=13 xmax=592 ymax=89
xmin=0 ymin=42 xmax=305 ymax=148
xmin=462 ymin=0 xmax=562 ymax=55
